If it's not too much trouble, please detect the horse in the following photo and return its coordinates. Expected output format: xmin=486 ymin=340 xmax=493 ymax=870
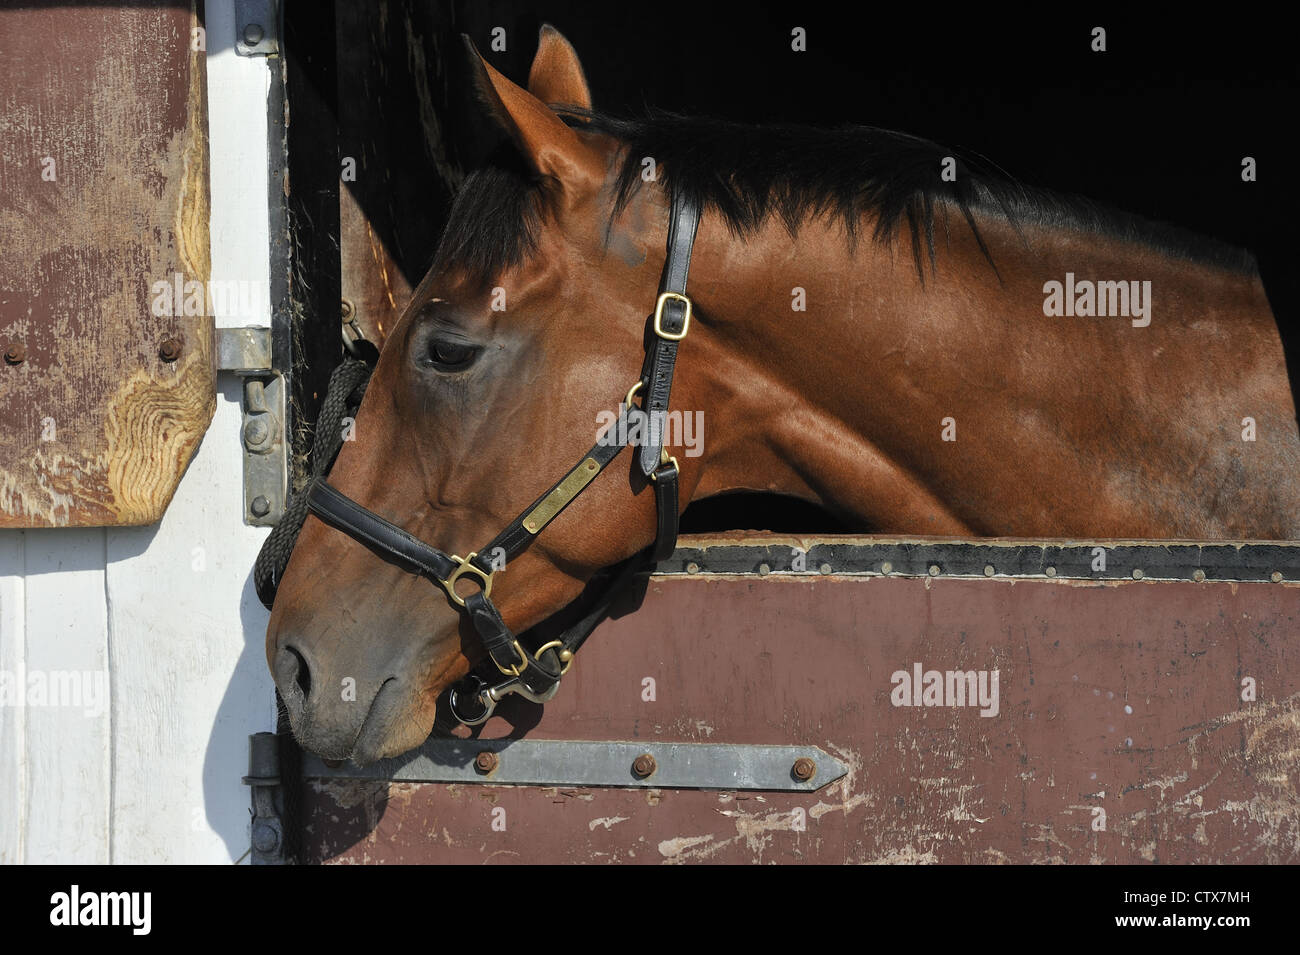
xmin=265 ymin=26 xmax=1300 ymax=763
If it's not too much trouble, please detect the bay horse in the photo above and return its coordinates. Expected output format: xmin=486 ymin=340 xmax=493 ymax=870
xmin=266 ymin=26 xmax=1300 ymax=763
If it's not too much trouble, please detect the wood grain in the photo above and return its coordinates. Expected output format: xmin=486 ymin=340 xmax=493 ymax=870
xmin=0 ymin=2 xmax=214 ymax=527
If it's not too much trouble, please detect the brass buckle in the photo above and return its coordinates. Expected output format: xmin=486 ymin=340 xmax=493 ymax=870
xmin=653 ymin=292 xmax=692 ymax=341
xmin=442 ymin=552 xmax=493 ymax=608
xmin=491 ymin=639 xmax=531 ymax=678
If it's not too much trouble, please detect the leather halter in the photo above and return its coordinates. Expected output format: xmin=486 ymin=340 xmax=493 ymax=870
xmin=305 ymin=188 xmax=701 ymax=725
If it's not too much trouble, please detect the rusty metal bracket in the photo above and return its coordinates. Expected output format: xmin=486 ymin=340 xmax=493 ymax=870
xmin=234 ymin=0 xmax=280 ymax=56
xmin=303 ymin=739 xmax=848 ymax=792
xmin=242 ymin=732 xmax=286 ymax=865
xmin=218 ymin=327 xmax=285 ymax=526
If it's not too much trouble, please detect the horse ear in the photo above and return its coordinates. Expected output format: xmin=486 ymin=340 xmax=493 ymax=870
xmin=461 ymin=34 xmax=601 ymax=192
xmin=528 ymin=24 xmax=592 ymax=111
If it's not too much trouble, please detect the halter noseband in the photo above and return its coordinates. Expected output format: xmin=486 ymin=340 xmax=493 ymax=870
xmin=303 ymin=189 xmax=701 ymax=725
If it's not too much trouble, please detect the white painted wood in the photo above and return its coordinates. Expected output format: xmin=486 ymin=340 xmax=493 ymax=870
xmin=0 ymin=531 xmax=27 ymax=863
xmin=18 ymin=529 xmax=112 ymax=864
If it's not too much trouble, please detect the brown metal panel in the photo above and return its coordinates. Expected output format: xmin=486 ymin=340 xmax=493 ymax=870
xmin=0 ymin=1 xmax=213 ymax=527
xmin=305 ymin=574 xmax=1300 ymax=863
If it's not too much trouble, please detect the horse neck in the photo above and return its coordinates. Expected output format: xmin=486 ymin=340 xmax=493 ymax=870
xmin=676 ymin=206 xmax=1298 ymax=538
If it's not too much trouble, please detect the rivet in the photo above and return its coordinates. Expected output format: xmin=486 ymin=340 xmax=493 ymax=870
xmin=250 ymin=496 xmax=270 ymax=517
xmin=1045 ymin=566 xmax=1057 ymax=577
xmin=1271 ymin=571 xmax=1283 ymax=583
xmin=525 ymin=520 xmax=537 ymax=531
xmin=251 ymin=821 xmax=280 ymax=853
xmin=1131 ymin=568 xmax=1144 ymax=580
xmin=243 ymin=418 xmax=270 ymax=447
xmin=686 ymin=562 xmax=700 ymax=575
xmin=243 ymin=22 xmax=265 ymax=45
xmin=632 ymin=753 xmax=656 ymax=778
xmin=880 ymin=562 xmax=892 ymax=575
xmin=4 ymin=343 xmax=25 ymax=365
xmin=158 ymin=337 xmax=182 ymax=362
xmin=818 ymin=563 xmax=832 ymax=575
xmin=792 ymin=757 xmax=816 ymax=781
xmin=758 ymin=562 xmax=771 ymax=576
xmin=586 ymin=461 xmax=597 ymax=470
xmin=474 ymin=751 xmax=499 ymax=774
xmin=1192 ymin=569 xmax=1206 ymax=582
xmin=983 ymin=564 xmax=995 ymax=577
xmin=928 ymin=564 xmax=941 ymax=577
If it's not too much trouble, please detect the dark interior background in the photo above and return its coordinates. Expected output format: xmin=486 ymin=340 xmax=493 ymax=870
xmin=285 ymin=1 xmax=1299 ymax=534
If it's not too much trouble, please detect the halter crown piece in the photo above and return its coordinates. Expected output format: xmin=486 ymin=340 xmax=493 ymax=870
xmin=301 ymin=188 xmax=701 ymax=725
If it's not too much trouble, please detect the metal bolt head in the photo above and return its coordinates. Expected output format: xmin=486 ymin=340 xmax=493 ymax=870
xmin=243 ymin=22 xmax=265 ymax=45
xmin=251 ymin=820 xmax=280 ymax=853
xmin=4 ymin=343 xmax=25 ymax=365
xmin=632 ymin=753 xmax=656 ymax=778
xmin=243 ymin=418 xmax=270 ymax=447
xmin=474 ymin=751 xmax=499 ymax=774
xmin=250 ymin=495 xmax=271 ymax=517
xmin=158 ymin=337 xmax=182 ymax=362
xmin=792 ymin=757 xmax=816 ymax=781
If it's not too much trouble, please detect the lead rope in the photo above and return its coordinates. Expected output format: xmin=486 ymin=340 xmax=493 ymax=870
xmin=253 ymin=357 xmax=374 ymax=610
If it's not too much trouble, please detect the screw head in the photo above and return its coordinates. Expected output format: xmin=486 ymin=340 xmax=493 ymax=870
xmin=632 ymin=753 xmax=656 ymax=778
xmin=243 ymin=22 xmax=265 ymax=45
xmin=158 ymin=337 xmax=182 ymax=362
xmin=792 ymin=757 xmax=816 ymax=781
xmin=4 ymin=343 xmax=25 ymax=365
xmin=250 ymin=495 xmax=271 ymax=517
xmin=474 ymin=751 xmax=499 ymax=774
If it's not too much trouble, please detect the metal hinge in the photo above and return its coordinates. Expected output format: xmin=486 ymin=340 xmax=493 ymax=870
xmin=234 ymin=0 xmax=281 ymax=56
xmin=218 ymin=327 xmax=285 ymax=526
xmin=242 ymin=732 xmax=286 ymax=865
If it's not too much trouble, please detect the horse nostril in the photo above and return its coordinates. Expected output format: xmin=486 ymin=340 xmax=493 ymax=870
xmin=277 ymin=645 xmax=313 ymax=703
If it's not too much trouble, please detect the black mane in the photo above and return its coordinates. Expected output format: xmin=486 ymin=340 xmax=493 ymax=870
xmin=432 ymin=108 xmax=1258 ymax=284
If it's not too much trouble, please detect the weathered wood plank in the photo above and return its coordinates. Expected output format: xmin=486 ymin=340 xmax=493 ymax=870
xmin=0 ymin=2 xmax=213 ymax=527
xmin=305 ymin=574 xmax=1300 ymax=864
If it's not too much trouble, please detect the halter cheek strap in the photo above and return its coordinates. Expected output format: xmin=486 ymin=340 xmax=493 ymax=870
xmin=296 ymin=188 xmax=701 ymax=725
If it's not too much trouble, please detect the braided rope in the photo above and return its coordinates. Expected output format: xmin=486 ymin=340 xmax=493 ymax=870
xmin=253 ymin=358 xmax=373 ymax=609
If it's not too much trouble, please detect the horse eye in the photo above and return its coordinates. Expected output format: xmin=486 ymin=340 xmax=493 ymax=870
xmin=425 ymin=339 xmax=478 ymax=370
